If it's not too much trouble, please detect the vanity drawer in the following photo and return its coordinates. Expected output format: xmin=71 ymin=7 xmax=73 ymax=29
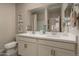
xmin=16 ymin=37 xmax=37 ymax=43
xmin=38 ymin=39 xmax=75 ymax=51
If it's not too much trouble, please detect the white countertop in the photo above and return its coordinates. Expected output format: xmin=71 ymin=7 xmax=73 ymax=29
xmin=16 ymin=32 xmax=77 ymax=43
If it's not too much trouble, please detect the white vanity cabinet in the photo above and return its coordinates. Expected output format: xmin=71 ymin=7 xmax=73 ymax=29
xmin=38 ymin=39 xmax=75 ymax=56
xmin=38 ymin=45 xmax=75 ymax=56
xmin=38 ymin=45 xmax=55 ymax=56
xmin=16 ymin=35 xmax=76 ymax=56
xmin=16 ymin=37 xmax=38 ymax=56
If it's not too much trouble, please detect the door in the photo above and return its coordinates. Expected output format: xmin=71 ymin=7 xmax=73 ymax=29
xmin=38 ymin=45 xmax=55 ymax=56
xmin=54 ymin=48 xmax=75 ymax=56
xmin=38 ymin=44 xmax=75 ymax=56
xmin=18 ymin=40 xmax=37 ymax=56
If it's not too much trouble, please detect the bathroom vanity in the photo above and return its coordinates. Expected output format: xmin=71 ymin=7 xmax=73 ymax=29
xmin=16 ymin=3 xmax=79 ymax=56
xmin=16 ymin=32 xmax=77 ymax=56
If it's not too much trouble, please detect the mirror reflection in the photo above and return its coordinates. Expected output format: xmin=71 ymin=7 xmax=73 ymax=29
xmin=27 ymin=3 xmax=79 ymax=33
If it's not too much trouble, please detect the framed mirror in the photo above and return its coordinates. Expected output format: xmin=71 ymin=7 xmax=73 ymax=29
xmin=47 ymin=4 xmax=62 ymax=32
xmin=30 ymin=7 xmax=45 ymax=31
xmin=62 ymin=4 xmax=73 ymax=32
xmin=29 ymin=3 xmax=68 ymax=32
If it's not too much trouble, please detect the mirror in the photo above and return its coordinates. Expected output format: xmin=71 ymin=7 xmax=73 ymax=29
xmin=29 ymin=4 xmax=63 ymax=32
xmin=29 ymin=3 xmax=77 ymax=33
xmin=30 ymin=7 xmax=45 ymax=31
xmin=62 ymin=4 xmax=73 ymax=32
xmin=47 ymin=4 xmax=62 ymax=32
xmin=63 ymin=3 xmax=79 ymax=33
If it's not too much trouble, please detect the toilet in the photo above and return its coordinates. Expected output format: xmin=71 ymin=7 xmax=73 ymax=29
xmin=0 ymin=49 xmax=5 ymax=56
xmin=4 ymin=41 xmax=17 ymax=56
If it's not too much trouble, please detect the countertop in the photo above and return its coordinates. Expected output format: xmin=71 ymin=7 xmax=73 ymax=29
xmin=16 ymin=32 xmax=77 ymax=44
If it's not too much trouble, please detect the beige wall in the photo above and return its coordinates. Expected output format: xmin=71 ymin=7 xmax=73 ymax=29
xmin=0 ymin=4 xmax=16 ymax=49
xmin=16 ymin=4 xmax=31 ymax=33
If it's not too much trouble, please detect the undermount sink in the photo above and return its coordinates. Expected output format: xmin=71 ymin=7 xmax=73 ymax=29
xmin=46 ymin=34 xmax=60 ymax=37
xmin=44 ymin=32 xmax=61 ymax=37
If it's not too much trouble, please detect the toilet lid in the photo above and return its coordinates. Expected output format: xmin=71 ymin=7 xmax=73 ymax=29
xmin=4 ymin=41 xmax=17 ymax=49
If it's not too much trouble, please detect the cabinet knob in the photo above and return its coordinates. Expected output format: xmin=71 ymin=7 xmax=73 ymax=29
xmin=24 ymin=44 xmax=27 ymax=48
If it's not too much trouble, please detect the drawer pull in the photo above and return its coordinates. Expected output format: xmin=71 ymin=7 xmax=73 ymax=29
xmin=54 ymin=50 xmax=55 ymax=56
xmin=24 ymin=44 xmax=27 ymax=48
xmin=51 ymin=49 xmax=55 ymax=56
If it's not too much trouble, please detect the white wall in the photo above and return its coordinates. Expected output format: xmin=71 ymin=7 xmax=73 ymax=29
xmin=0 ymin=4 xmax=16 ymax=49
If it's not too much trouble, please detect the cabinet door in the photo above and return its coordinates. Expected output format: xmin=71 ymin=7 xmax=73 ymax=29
xmin=54 ymin=48 xmax=75 ymax=56
xmin=38 ymin=45 xmax=55 ymax=56
xmin=38 ymin=44 xmax=75 ymax=56
xmin=18 ymin=40 xmax=37 ymax=56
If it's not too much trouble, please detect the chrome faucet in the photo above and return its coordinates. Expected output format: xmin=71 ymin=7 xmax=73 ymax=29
xmin=42 ymin=25 xmax=47 ymax=34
